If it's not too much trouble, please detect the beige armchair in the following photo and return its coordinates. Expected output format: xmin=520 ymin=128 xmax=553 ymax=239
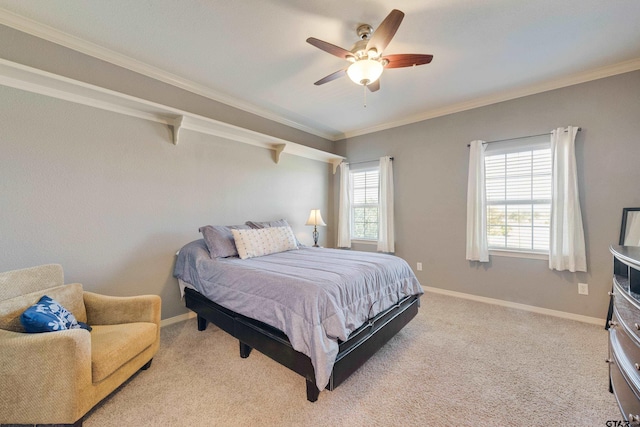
xmin=0 ymin=264 xmax=161 ymax=426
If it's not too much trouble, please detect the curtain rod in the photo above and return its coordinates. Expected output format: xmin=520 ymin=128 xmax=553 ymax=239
xmin=347 ymin=157 xmax=394 ymax=166
xmin=466 ymin=127 xmax=581 ymax=147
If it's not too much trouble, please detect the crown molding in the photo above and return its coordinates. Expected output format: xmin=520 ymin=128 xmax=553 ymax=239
xmin=0 ymin=8 xmax=336 ymax=141
xmin=338 ymin=57 xmax=640 ymax=140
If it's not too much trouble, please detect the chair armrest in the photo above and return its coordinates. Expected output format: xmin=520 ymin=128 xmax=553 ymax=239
xmin=84 ymin=292 xmax=161 ymax=326
xmin=0 ymin=328 xmax=92 ymax=423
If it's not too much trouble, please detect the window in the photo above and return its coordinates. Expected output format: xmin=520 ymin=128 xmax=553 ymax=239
xmin=484 ymin=137 xmax=551 ymax=253
xmin=350 ymin=168 xmax=379 ymax=240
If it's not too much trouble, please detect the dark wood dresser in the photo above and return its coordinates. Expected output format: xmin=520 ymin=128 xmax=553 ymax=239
xmin=609 ymin=245 xmax=640 ymax=423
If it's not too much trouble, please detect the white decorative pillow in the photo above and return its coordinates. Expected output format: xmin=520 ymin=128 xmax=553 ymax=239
xmin=231 ymin=226 xmax=298 ymax=260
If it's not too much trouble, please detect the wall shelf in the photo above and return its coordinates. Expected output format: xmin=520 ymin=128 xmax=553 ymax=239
xmin=0 ymin=58 xmax=344 ymax=170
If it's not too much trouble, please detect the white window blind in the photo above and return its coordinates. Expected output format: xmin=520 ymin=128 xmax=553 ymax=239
xmin=484 ymin=136 xmax=551 ymax=253
xmin=351 ymin=168 xmax=379 ymax=240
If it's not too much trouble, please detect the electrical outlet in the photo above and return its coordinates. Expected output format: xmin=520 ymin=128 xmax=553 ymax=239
xmin=578 ymin=283 xmax=589 ymax=295
xmin=416 ymin=262 xmax=423 ymax=271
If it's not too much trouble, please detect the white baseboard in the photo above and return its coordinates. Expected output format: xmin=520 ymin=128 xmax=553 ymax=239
xmin=160 ymin=311 xmax=196 ymax=328
xmin=424 ymin=286 xmax=606 ymax=326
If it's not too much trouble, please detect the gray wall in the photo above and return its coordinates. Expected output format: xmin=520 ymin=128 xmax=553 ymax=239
xmin=0 ymin=84 xmax=334 ymax=319
xmin=337 ymin=70 xmax=640 ymax=319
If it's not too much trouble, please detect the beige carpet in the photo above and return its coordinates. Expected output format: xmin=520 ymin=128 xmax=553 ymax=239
xmin=84 ymin=292 xmax=620 ymax=426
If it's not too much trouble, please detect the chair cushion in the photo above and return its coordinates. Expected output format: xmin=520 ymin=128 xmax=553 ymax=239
xmin=0 ymin=264 xmax=64 ymax=301
xmin=20 ymin=295 xmax=92 ymax=333
xmin=90 ymin=322 xmax=158 ymax=383
xmin=0 ymin=283 xmax=87 ymax=332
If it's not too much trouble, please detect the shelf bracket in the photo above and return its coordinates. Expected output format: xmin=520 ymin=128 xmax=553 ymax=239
xmin=331 ymin=159 xmax=343 ymax=174
xmin=274 ymin=143 xmax=287 ymax=164
xmin=171 ymin=116 xmax=185 ymax=145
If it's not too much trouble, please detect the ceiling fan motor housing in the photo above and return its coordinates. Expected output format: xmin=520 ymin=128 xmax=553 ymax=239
xmin=357 ymin=24 xmax=373 ymax=40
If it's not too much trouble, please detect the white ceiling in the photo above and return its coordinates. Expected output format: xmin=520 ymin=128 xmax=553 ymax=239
xmin=1 ymin=0 xmax=640 ymax=141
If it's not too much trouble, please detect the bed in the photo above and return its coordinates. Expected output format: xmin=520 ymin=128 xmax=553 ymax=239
xmin=174 ymin=233 xmax=424 ymax=402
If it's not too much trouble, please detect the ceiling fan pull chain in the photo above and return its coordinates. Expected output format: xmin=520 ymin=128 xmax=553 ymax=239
xmin=363 ymin=84 xmax=367 ymax=108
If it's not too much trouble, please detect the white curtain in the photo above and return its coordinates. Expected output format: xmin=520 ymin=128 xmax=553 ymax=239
xmin=377 ymin=156 xmax=395 ymax=253
xmin=466 ymin=140 xmax=489 ymax=262
xmin=337 ymin=162 xmax=352 ymax=248
xmin=549 ymin=126 xmax=586 ymax=272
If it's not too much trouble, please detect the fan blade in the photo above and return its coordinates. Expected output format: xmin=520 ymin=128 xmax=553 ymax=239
xmin=314 ymin=69 xmax=346 ymax=86
xmin=306 ymin=37 xmax=354 ymax=60
xmin=366 ymin=9 xmax=404 ymax=55
xmin=367 ymin=80 xmax=380 ymax=92
xmin=383 ymin=54 xmax=433 ymax=69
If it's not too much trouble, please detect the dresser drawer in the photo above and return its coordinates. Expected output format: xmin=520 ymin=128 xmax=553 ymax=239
xmin=612 ymin=308 xmax=640 ymax=374
xmin=610 ymin=350 xmax=640 ymax=424
xmin=614 ymin=278 xmax=640 ymax=339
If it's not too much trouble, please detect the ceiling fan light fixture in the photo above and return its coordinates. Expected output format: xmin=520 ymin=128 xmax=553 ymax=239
xmin=347 ymin=59 xmax=383 ymax=86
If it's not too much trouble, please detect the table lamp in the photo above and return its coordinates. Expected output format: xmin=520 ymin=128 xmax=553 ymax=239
xmin=305 ymin=209 xmax=326 ymax=247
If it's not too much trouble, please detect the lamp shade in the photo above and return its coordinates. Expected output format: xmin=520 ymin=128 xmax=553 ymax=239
xmin=347 ymin=59 xmax=384 ymax=86
xmin=305 ymin=209 xmax=326 ymax=227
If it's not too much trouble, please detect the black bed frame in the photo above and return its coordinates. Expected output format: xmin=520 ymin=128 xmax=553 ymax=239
xmin=184 ymin=287 xmax=420 ymax=402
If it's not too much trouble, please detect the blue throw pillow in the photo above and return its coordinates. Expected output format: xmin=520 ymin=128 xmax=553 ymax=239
xmin=20 ymin=295 xmax=92 ymax=333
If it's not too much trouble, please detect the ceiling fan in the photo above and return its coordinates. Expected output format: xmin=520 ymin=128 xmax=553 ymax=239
xmin=306 ymin=9 xmax=433 ymax=92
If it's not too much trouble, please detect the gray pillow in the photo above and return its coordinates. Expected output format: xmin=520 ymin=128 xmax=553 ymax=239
xmin=245 ymin=219 xmax=290 ymax=229
xmin=199 ymin=224 xmax=250 ymax=258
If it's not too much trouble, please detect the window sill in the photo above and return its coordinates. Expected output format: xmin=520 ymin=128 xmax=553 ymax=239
xmin=351 ymin=239 xmax=377 ymax=245
xmin=489 ymin=249 xmax=549 ymax=260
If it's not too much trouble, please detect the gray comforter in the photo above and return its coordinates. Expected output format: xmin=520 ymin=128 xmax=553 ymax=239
xmin=174 ymin=239 xmax=424 ymax=390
